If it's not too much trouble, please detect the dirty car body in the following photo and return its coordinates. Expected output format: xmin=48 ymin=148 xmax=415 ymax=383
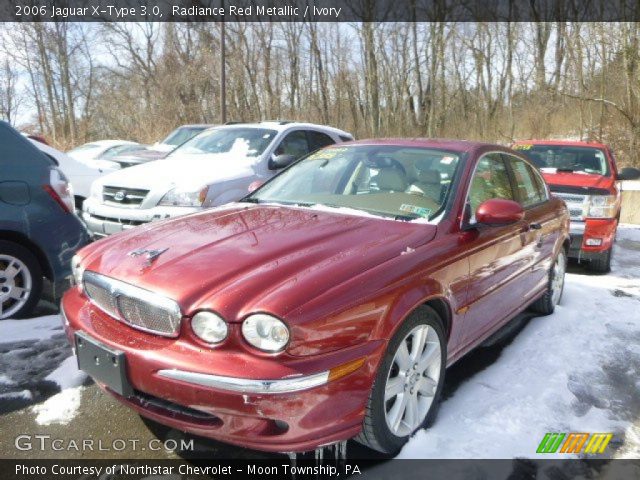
xmin=62 ymin=139 xmax=569 ymax=454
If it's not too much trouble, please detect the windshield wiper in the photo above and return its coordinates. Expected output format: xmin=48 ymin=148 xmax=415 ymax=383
xmin=240 ymin=197 xmax=261 ymax=204
xmin=394 ymin=213 xmax=422 ymax=221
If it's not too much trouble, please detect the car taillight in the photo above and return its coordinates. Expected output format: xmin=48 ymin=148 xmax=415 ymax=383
xmin=44 ymin=168 xmax=74 ymax=213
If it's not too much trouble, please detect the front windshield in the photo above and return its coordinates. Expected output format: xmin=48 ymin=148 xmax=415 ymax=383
xmin=171 ymin=127 xmax=277 ymax=158
xmin=514 ymin=145 xmax=610 ymax=176
xmin=68 ymin=143 xmax=101 ymax=154
xmin=161 ymin=127 xmax=207 ymax=146
xmin=247 ymin=145 xmax=461 ymax=221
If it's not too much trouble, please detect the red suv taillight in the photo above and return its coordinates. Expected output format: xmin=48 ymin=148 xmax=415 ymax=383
xmin=44 ymin=168 xmax=74 ymax=213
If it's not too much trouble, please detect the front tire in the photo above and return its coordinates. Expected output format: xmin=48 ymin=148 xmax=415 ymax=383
xmin=531 ymin=249 xmax=566 ymax=315
xmin=355 ymin=306 xmax=446 ymax=456
xmin=587 ymin=247 xmax=612 ymax=274
xmin=0 ymin=240 xmax=43 ymax=319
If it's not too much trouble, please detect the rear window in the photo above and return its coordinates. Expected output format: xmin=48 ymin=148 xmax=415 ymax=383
xmin=513 ymin=144 xmax=610 ymax=176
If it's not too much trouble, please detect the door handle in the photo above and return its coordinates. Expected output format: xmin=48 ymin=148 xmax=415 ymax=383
xmin=529 ymin=223 xmax=542 ymax=230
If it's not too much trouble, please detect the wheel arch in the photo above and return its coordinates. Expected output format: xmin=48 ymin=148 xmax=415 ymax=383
xmin=0 ymin=230 xmax=53 ymax=279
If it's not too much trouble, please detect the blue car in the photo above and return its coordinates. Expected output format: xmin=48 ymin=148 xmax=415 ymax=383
xmin=0 ymin=121 xmax=89 ymax=319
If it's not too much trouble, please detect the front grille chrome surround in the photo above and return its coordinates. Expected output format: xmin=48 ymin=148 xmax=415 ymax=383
xmin=83 ymin=271 xmax=182 ymax=338
xmin=552 ymin=192 xmax=589 ymax=221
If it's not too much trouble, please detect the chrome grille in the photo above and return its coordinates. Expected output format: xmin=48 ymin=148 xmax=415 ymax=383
xmin=553 ymin=192 xmax=588 ymax=221
xmin=103 ymin=186 xmax=149 ymax=207
xmin=83 ymin=271 xmax=182 ymax=337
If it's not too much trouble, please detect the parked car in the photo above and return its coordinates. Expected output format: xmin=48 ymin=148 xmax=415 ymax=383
xmin=110 ymin=148 xmax=170 ymax=169
xmin=1 ymin=122 xmax=89 ymax=319
xmin=62 ymin=139 xmax=569 ymax=455
xmin=67 ymin=140 xmax=140 ymax=162
xmin=149 ymin=124 xmax=214 ymax=153
xmin=82 ymin=121 xmax=353 ymax=237
xmin=96 ymin=143 xmax=148 ymax=161
xmin=513 ymin=140 xmax=640 ymax=272
xmin=27 ymin=138 xmax=120 ymax=210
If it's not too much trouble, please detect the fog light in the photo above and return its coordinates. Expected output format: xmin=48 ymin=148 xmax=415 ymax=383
xmin=585 ymin=238 xmax=603 ymax=246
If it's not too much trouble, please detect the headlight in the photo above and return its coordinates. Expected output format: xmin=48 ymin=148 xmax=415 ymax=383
xmin=89 ymin=182 xmax=102 ymax=201
xmin=587 ymin=195 xmax=617 ymax=218
xmin=191 ymin=311 xmax=228 ymax=344
xmin=71 ymin=254 xmax=85 ymax=287
xmin=241 ymin=314 xmax=290 ymax=352
xmin=158 ymin=185 xmax=209 ymax=207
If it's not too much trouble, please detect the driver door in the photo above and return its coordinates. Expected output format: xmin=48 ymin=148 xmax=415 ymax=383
xmin=459 ymin=153 xmax=531 ymax=348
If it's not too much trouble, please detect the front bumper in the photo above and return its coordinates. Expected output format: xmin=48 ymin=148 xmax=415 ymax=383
xmin=82 ymin=198 xmax=200 ymax=237
xmin=61 ymin=288 xmax=381 ymax=453
xmin=568 ymin=218 xmax=617 ymax=259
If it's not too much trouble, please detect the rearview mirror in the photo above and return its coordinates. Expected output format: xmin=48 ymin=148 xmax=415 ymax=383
xmin=269 ymin=153 xmax=296 ymax=170
xmin=247 ymin=180 xmax=264 ymax=193
xmin=618 ymin=167 xmax=640 ymax=181
xmin=476 ymin=198 xmax=524 ymax=226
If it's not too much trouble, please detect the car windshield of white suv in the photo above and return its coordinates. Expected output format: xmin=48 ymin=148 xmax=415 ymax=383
xmin=515 ymin=145 xmax=610 ymax=176
xmin=161 ymin=126 xmax=208 ymax=146
xmin=246 ymin=145 xmax=461 ymax=221
xmin=170 ymin=127 xmax=277 ymax=158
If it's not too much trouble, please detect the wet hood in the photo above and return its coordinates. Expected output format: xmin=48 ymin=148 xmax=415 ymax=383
xmin=542 ymin=170 xmax=615 ymax=193
xmin=81 ymin=204 xmax=436 ymax=321
xmin=94 ymin=154 xmax=257 ymax=190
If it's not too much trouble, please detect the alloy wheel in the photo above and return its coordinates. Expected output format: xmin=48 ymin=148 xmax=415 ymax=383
xmin=384 ymin=324 xmax=442 ymax=437
xmin=0 ymin=254 xmax=32 ymax=319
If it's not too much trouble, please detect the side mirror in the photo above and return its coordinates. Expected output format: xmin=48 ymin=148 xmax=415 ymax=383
xmin=618 ymin=167 xmax=640 ymax=181
xmin=247 ymin=180 xmax=264 ymax=193
xmin=476 ymin=198 xmax=524 ymax=226
xmin=269 ymin=153 xmax=296 ymax=170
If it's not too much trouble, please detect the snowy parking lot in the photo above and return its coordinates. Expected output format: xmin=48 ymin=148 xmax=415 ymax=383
xmin=0 ymin=225 xmax=639 ymax=460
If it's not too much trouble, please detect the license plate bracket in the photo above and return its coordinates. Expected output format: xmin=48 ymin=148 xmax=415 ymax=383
xmin=75 ymin=331 xmax=133 ymax=397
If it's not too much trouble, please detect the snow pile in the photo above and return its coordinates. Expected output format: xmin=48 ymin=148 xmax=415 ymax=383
xmin=32 ymin=387 xmax=83 ymax=425
xmin=400 ymin=225 xmax=640 ymax=459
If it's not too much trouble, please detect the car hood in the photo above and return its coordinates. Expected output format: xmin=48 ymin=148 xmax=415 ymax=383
xmin=81 ymin=204 xmax=437 ymax=321
xmin=542 ymin=170 xmax=614 ymax=192
xmin=95 ymin=154 xmax=257 ymax=190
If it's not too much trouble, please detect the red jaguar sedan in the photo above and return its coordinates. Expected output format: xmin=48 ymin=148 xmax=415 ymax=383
xmin=61 ymin=139 xmax=569 ymax=456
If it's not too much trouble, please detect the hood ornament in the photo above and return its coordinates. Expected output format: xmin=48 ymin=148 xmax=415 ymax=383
xmin=128 ymin=248 xmax=168 ymax=267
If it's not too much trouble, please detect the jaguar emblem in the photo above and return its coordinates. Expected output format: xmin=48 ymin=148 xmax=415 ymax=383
xmin=128 ymin=248 xmax=168 ymax=267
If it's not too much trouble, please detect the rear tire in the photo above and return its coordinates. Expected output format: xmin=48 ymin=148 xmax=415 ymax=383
xmin=355 ymin=306 xmax=446 ymax=456
xmin=587 ymin=247 xmax=612 ymax=274
xmin=0 ymin=240 xmax=43 ymax=319
xmin=531 ymin=249 xmax=566 ymax=315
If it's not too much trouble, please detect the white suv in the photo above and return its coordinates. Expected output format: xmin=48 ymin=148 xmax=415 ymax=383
xmin=82 ymin=121 xmax=353 ymax=237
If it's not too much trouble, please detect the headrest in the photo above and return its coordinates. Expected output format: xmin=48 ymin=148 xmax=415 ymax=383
xmin=415 ymin=168 xmax=441 ymax=185
xmin=377 ymin=169 xmax=407 ymax=192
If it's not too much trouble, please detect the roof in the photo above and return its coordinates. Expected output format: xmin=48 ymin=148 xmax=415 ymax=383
xmin=343 ymin=138 xmax=501 ymax=152
xmin=513 ymin=139 xmax=609 ymax=149
xmin=84 ymin=140 xmax=138 ymax=147
xmin=215 ymin=121 xmax=352 ymax=137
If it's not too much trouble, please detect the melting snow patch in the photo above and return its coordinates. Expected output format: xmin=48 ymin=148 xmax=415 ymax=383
xmin=32 ymin=387 xmax=82 ymax=425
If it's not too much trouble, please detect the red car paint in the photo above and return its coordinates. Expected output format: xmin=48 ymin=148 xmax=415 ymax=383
xmin=61 ymin=139 xmax=569 ymax=453
xmin=512 ymin=140 xmax=621 ymax=263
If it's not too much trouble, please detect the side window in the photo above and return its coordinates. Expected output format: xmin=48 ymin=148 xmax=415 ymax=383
xmin=468 ymin=154 xmax=515 ymax=217
xmin=307 ymin=131 xmax=336 ymax=151
xmin=507 ymin=156 xmax=547 ymax=207
xmin=274 ymin=131 xmax=310 ymax=160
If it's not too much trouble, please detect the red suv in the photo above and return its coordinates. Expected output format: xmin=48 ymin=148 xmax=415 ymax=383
xmin=513 ymin=140 xmax=640 ymax=272
xmin=62 ymin=140 xmax=569 ymax=456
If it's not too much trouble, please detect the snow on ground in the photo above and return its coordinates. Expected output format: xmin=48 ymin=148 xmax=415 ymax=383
xmin=32 ymin=387 xmax=83 ymax=425
xmin=400 ymin=224 xmax=640 ymax=459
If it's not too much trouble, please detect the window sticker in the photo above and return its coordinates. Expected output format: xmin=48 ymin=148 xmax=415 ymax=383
xmin=440 ymin=156 xmax=455 ymax=164
xmin=399 ymin=204 xmax=432 ymax=218
xmin=513 ymin=144 xmax=533 ymax=150
xmin=311 ymin=147 xmax=347 ymax=160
